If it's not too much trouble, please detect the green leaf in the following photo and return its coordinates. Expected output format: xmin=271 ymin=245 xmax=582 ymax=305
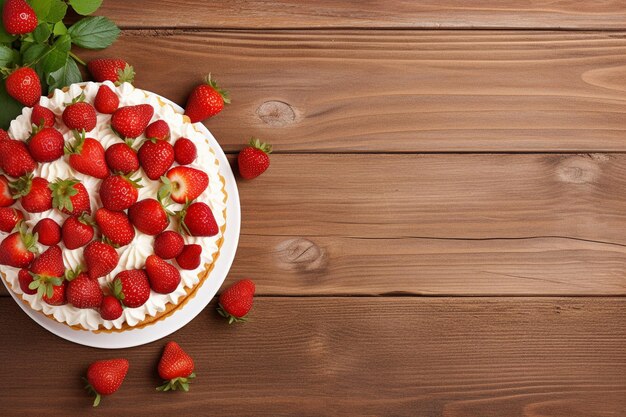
xmin=42 ymin=34 xmax=70 ymax=73
xmin=68 ymin=16 xmax=120 ymax=50
xmin=22 ymin=43 xmax=47 ymax=66
xmin=47 ymin=0 xmax=68 ymax=23
xmin=53 ymin=21 xmax=67 ymax=36
xmin=0 ymin=45 xmax=19 ymax=67
xmin=47 ymin=55 xmax=82 ymax=93
xmin=68 ymin=0 xmax=102 ymax=16
xmin=33 ymin=23 xmax=52 ymax=43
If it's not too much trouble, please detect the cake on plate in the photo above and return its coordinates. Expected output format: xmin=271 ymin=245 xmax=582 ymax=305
xmin=0 ymin=81 xmax=227 ymax=332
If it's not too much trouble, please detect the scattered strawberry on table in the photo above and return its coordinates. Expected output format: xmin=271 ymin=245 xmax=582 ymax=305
xmin=184 ymin=74 xmax=230 ymax=123
xmin=217 ymin=279 xmax=256 ymax=324
xmin=238 ymin=138 xmax=272 ymax=179
xmin=84 ymin=359 xmax=129 ymax=407
xmin=157 ymin=341 xmax=196 ymax=392
xmin=87 ymin=59 xmax=135 ymax=85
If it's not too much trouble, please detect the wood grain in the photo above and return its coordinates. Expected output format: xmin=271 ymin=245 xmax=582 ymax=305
xmin=97 ymin=1 xmax=626 ymax=30
xmin=78 ymin=30 xmax=626 ymax=153
xmin=0 ymin=297 xmax=623 ymax=416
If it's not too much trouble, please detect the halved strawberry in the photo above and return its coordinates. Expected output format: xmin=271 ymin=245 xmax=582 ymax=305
xmin=10 ymin=175 xmax=52 ymax=213
xmin=160 ymin=166 xmax=208 ymax=204
xmin=65 ymin=131 xmax=109 ymax=179
xmin=50 ymin=178 xmax=91 ymax=216
xmin=111 ymin=104 xmax=154 ymax=139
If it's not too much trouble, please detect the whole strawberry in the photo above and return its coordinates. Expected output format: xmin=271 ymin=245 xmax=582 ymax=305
xmin=0 ymin=137 xmax=37 ymax=177
xmin=218 ymin=279 xmax=255 ymax=323
xmin=95 ymin=208 xmax=135 ymax=247
xmin=11 ymin=175 xmax=52 ymax=213
xmin=62 ymin=215 xmax=94 ymax=249
xmin=105 ymin=143 xmax=139 ymax=174
xmin=66 ymin=131 xmax=109 ymax=179
xmin=111 ymin=104 xmax=154 ymax=139
xmin=99 ymin=295 xmax=123 ymax=320
xmin=160 ymin=166 xmax=208 ymax=204
xmin=0 ymin=207 xmax=23 ymax=232
xmin=28 ymin=245 xmax=66 ymax=304
xmin=31 ymin=104 xmax=56 ymax=128
xmin=84 ymin=241 xmax=119 ymax=279
xmin=238 ymin=138 xmax=272 ymax=179
xmin=110 ymin=269 xmax=150 ymax=308
xmin=87 ymin=59 xmax=135 ymax=85
xmin=0 ymin=228 xmax=37 ymax=267
xmin=94 ymin=85 xmax=119 ymax=114
xmin=178 ymin=202 xmax=218 ymax=237
xmin=28 ymin=127 xmax=64 ymax=162
xmin=153 ymin=230 xmax=184 ymax=259
xmin=184 ymin=74 xmax=230 ymax=123
xmin=145 ymin=120 xmax=170 ymax=141
xmin=85 ymin=359 xmax=129 ymax=407
xmin=63 ymin=94 xmax=97 ymax=132
xmin=0 ymin=175 xmax=13 ymax=207
xmin=99 ymin=175 xmax=141 ymax=211
xmin=33 ymin=218 xmax=61 ymax=246
xmin=145 ymin=255 xmax=181 ymax=294
xmin=176 ymin=244 xmax=202 ymax=270
xmin=18 ymin=268 xmax=37 ymax=295
xmin=49 ymin=178 xmax=91 ymax=215
xmin=157 ymin=341 xmax=195 ymax=392
xmin=2 ymin=0 xmax=37 ymax=35
xmin=66 ymin=270 xmax=103 ymax=309
xmin=138 ymin=139 xmax=174 ymax=180
xmin=173 ymin=137 xmax=197 ymax=165
xmin=128 ymin=199 xmax=169 ymax=235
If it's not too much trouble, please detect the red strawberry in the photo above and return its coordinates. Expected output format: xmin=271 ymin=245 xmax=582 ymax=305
xmin=238 ymin=138 xmax=272 ymax=179
xmin=87 ymin=59 xmax=135 ymax=85
xmin=173 ymin=137 xmax=197 ymax=165
xmin=49 ymin=178 xmax=91 ymax=216
xmin=5 ymin=67 xmax=41 ymax=107
xmin=111 ymin=269 xmax=150 ymax=308
xmin=217 ymin=279 xmax=255 ymax=323
xmin=145 ymin=255 xmax=181 ymax=294
xmin=66 ymin=270 xmax=103 ymax=309
xmin=99 ymin=295 xmax=123 ymax=320
xmin=28 ymin=245 xmax=66 ymax=304
xmin=62 ymin=94 xmax=97 ymax=132
xmin=176 ymin=244 xmax=202 ymax=270
xmin=178 ymin=202 xmax=218 ymax=237
xmin=66 ymin=131 xmax=109 ymax=179
xmin=105 ymin=143 xmax=139 ymax=174
xmin=28 ymin=127 xmax=64 ymax=162
xmin=11 ymin=175 xmax=52 ymax=213
xmin=0 ymin=128 xmax=8 ymax=141
xmin=0 ymin=229 xmax=37 ymax=267
xmin=111 ymin=104 xmax=154 ymax=139
xmin=18 ymin=268 xmax=37 ymax=295
xmin=0 ymin=138 xmax=36 ymax=177
xmin=99 ymin=175 xmax=141 ymax=211
xmin=153 ymin=230 xmax=184 ymax=259
xmin=160 ymin=166 xmax=208 ymax=204
xmin=84 ymin=241 xmax=119 ymax=279
xmin=33 ymin=218 xmax=61 ymax=246
xmin=94 ymin=85 xmax=119 ymax=114
xmin=62 ymin=215 xmax=94 ymax=249
xmin=137 ymin=139 xmax=174 ymax=180
xmin=85 ymin=359 xmax=129 ymax=407
xmin=157 ymin=341 xmax=195 ymax=392
xmin=0 ymin=207 xmax=23 ymax=232
xmin=0 ymin=175 xmax=13 ymax=206
xmin=95 ymin=208 xmax=135 ymax=247
xmin=128 ymin=199 xmax=169 ymax=235
xmin=145 ymin=120 xmax=170 ymax=141
xmin=184 ymin=74 xmax=230 ymax=123
xmin=31 ymin=104 xmax=56 ymax=128
xmin=2 ymin=0 xmax=37 ymax=35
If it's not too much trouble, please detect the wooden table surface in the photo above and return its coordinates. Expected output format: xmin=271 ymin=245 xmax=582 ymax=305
xmin=1 ymin=1 xmax=626 ymax=416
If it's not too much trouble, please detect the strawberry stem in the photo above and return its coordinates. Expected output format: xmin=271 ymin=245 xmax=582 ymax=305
xmin=217 ymin=304 xmax=249 ymax=324
xmin=69 ymin=51 xmax=86 ymax=66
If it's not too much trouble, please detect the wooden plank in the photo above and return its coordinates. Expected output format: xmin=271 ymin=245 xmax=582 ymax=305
xmin=97 ymin=1 xmax=626 ymax=30
xmin=0 ymin=297 xmax=624 ymax=415
xmin=78 ymin=30 xmax=626 ymax=152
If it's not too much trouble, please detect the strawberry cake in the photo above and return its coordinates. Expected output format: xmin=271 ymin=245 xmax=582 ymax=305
xmin=0 ymin=81 xmax=228 ymax=332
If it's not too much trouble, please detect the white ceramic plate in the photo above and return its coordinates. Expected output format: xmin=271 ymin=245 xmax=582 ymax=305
xmin=1 ymin=94 xmax=240 ymax=349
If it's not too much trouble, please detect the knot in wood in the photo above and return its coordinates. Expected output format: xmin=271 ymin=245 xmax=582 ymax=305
xmin=275 ymin=238 xmax=327 ymax=272
xmin=555 ymin=155 xmax=603 ymax=184
xmin=256 ymin=101 xmax=297 ymax=127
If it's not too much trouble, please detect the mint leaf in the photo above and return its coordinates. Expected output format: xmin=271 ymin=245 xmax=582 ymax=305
xmin=48 ymin=56 xmax=82 ymax=93
xmin=42 ymin=34 xmax=70 ymax=73
xmin=68 ymin=0 xmax=102 ymax=16
xmin=0 ymin=81 xmax=24 ymax=130
xmin=53 ymin=21 xmax=67 ymax=36
xmin=47 ymin=0 xmax=68 ymax=23
xmin=33 ymin=23 xmax=52 ymax=43
xmin=0 ymin=45 xmax=19 ymax=67
xmin=68 ymin=16 xmax=120 ymax=50
xmin=29 ymin=0 xmax=53 ymax=21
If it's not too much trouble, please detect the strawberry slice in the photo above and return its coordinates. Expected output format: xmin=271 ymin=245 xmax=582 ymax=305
xmin=159 ymin=166 xmax=208 ymax=204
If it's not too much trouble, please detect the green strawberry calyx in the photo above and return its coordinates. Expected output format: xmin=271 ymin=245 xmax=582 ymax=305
xmin=109 ymin=278 xmax=125 ymax=303
xmin=64 ymin=92 xmax=87 ymax=107
xmin=248 ymin=137 xmax=272 ymax=154
xmin=49 ymin=178 xmax=80 ymax=213
xmin=115 ymin=64 xmax=135 ymax=86
xmin=9 ymin=174 xmax=34 ymax=198
xmin=28 ymin=273 xmax=63 ymax=300
xmin=204 ymin=73 xmax=231 ymax=105
xmin=217 ymin=303 xmax=249 ymax=324
xmin=83 ymin=377 xmax=102 ymax=407
xmin=65 ymin=130 xmax=87 ymax=155
xmin=156 ymin=372 xmax=196 ymax=392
